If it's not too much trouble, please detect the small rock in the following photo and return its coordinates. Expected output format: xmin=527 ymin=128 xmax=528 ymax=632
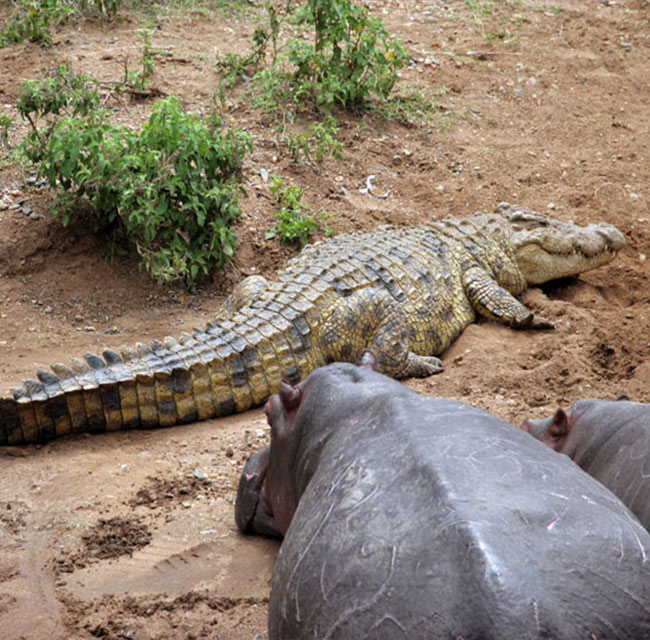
xmin=179 ymin=486 xmax=190 ymax=495
xmin=619 ymin=41 xmax=632 ymax=51
xmin=84 ymin=325 xmax=96 ymax=332
xmin=392 ymin=155 xmax=402 ymax=166
xmin=21 ymin=205 xmax=33 ymax=215
xmin=106 ymin=326 xmax=120 ymax=334
xmin=192 ymin=469 xmax=208 ymax=480
xmin=29 ymin=212 xmax=43 ymax=221
xmin=0 ymin=194 xmax=12 ymax=210
xmin=225 ymin=446 xmax=234 ymax=457
xmin=74 ymin=315 xmax=84 ymax=323
xmin=260 ymin=167 xmax=269 ymax=183
xmin=181 ymin=502 xmax=192 ymax=509
xmin=629 ymin=193 xmax=639 ymax=199
xmin=547 ymin=202 xmax=556 ymax=210
xmin=44 ymin=306 xmax=53 ymax=314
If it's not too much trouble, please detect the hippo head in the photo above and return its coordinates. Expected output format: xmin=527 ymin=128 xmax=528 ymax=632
xmin=235 ymin=351 xmax=379 ymax=539
xmin=521 ymin=396 xmax=632 ymax=460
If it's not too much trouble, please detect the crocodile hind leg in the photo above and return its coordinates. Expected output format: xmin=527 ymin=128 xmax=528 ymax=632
xmin=317 ymin=287 xmax=444 ymax=379
xmin=218 ymin=275 xmax=270 ymax=318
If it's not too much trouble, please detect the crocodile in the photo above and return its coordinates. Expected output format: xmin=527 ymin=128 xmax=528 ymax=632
xmin=0 ymin=203 xmax=624 ymax=445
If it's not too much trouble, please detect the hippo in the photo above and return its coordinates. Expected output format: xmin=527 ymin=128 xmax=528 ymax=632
xmin=236 ymin=356 xmax=650 ymax=640
xmin=523 ymin=397 xmax=650 ymax=531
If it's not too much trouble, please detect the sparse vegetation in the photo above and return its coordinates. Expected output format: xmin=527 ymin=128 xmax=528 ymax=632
xmin=0 ymin=0 xmax=121 ymax=47
xmin=285 ymin=115 xmax=343 ymax=167
xmin=464 ymin=0 xmax=493 ymax=16
xmin=124 ymin=28 xmax=157 ymax=91
xmin=266 ymin=175 xmax=333 ymax=246
xmin=0 ymin=115 xmax=15 ymax=148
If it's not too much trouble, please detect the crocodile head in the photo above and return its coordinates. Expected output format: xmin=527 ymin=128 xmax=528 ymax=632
xmin=492 ymin=202 xmax=625 ymax=285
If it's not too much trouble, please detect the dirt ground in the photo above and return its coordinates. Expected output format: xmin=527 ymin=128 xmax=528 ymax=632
xmin=0 ymin=0 xmax=649 ymax=638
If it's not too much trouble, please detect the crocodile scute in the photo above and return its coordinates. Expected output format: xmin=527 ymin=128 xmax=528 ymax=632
xmin=0 ymin=202 xmax=624 ymax=444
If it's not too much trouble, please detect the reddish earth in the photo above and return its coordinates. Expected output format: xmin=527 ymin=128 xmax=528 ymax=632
xmin=1 ymin=0 xmax=649 ymax=638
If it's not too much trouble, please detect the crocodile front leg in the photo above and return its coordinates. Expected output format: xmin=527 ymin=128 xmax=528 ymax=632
xmin=462 ymin=266 xmax=555 ymax=329
xmin=317 ymin=288 xmax=444 ymax=378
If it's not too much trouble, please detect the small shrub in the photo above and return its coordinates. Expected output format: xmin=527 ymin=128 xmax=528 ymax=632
xmin=266 ymin=175 xmax=333 ymax=246
xmin=124 ymin=28 xmax=156 ymax=91
xmin=19 ymin=87 xmax=252 ymax=286
xmin=0 ymin=115 xmax=14 ymax=148
xmin=285 ymin=115 xmax=343 ymax=166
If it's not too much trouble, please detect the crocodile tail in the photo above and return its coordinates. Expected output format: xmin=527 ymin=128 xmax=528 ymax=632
xmin=0 ymin=319 xmax=304 ymax=445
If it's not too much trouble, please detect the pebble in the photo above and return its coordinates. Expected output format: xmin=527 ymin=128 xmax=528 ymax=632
xmin=619 ymin=41 xmax=632 ymax=51
xmin=29 ymin=212 xmax=43 ymax=220
xmin=392 ymin=154 xmax=402 ymax=166
xmin=0 ymin=194 xmax=12 ymax=210
xmin=192 ymin=469 xmax=208 ymax=480
xmin=225 ymin=446 xmax=234 ymax=457
xmin=44 ymin=306 xmax=53 ymax=314
xmin=84 ymin=325 xmax=96 ymax=332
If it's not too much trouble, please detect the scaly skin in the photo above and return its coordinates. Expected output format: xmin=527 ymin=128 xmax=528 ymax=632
xmin=0 ymin=203 xmax=624 ymax=444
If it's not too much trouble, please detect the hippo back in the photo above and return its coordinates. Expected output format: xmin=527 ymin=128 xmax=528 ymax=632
xmin=269 ymin=366 xmax=650 ymax=640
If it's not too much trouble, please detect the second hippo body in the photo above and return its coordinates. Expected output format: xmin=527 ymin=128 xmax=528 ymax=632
xmin=524 ymin=397 xmax=650 ymax=531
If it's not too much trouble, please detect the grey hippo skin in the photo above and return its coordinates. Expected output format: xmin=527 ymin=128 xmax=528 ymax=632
xmin=523 ymin=397 xmax=650 ymax=532
xmin=236 ymin=357 xmax=650 ymax=640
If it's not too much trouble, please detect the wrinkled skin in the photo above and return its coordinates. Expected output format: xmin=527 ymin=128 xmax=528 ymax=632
xmin=523 ymin=397 xmax=650 ymax=531
xmin=236 ymin=357 xmax=650 ymax=640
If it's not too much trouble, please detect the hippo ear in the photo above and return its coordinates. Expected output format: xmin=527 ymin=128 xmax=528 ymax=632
xmin=279 ymin=379 xmax=302 ymax=411
xmin=358 ymin=350 xmax=378 ymax=371
xmin=549 ymin=409 xmax=569 ymax=437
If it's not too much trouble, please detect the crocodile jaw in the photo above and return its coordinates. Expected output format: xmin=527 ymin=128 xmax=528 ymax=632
xmin=495 ymin=203 xmax=625 ymax=285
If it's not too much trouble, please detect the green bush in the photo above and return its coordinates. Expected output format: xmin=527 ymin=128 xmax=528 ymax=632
xmin=219 ymin=0 xmax=408 ymax=114
xmin=288 ymin=0 xmax=409 ymax=110
xmin=20 ymin=89 xmax=252 ymax=286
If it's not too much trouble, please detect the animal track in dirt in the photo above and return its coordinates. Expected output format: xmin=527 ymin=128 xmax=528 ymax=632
xmin=55 ymin=517 xmax=152 ymax=574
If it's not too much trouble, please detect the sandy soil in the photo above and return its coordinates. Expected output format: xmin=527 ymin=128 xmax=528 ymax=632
xmin=1 ymin=0 xmax=649 ymax=637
